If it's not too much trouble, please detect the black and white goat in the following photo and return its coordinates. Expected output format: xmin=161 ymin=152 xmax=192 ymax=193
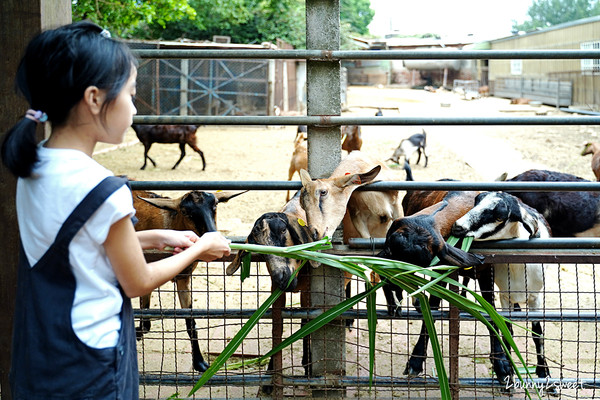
xmin=451 ymin=191 xmax=553 ymax=382
xmin=387 ymin=129 xmax=428 ymax=167
xmin=378 ymin=190 xmax=516 ymax=386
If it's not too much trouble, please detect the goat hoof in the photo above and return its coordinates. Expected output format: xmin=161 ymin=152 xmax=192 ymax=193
xmin=403 ymin=361 xmax=423 ymax=377
xmin=260 ymin=385 xmax=273 ymax=396
xmin=492 ymin=358 xmax=513 ymax=390
xmin=346 ymin=318 xmax=355 ymax=331
xmin=194 ymin=360 xmax=210 ymax=373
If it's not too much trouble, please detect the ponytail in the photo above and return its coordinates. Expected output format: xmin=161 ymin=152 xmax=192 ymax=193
xmin=1 ymin=117 xmax=40 ymax=178
xmin=0 ymin=20 xmax=137 ymax=179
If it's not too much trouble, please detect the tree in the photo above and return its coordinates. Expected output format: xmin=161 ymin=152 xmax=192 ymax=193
xmin=341 ymin=0 xmax=375 ymax=36
xmin=72 ymin=0 xmax=197 ymax=37
xmin=513 ymin=0 xmax=600 ymax=32
xmin=73 ymin=0 xmax=374 ymax=49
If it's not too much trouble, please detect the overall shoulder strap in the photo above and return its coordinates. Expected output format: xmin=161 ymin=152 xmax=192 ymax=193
xmin=54 ymin=176 xmax=129 ymax=247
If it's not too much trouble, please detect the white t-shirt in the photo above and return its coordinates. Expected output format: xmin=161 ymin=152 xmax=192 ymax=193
xmin=16 ymin=144 xmax=135 ymax=349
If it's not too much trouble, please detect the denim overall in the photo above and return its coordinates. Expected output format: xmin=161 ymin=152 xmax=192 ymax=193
xmin=9 ymin=176 xmax=139 ymax=400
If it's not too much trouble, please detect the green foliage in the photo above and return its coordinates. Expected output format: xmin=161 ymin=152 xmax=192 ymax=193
xmin=341 ymin=0 xmax=375 ymax=36
xmin=73 ymin=0 xmax=375 ymax=49
xmin=513 ymin=0 xmax=600 ymax=32
xmin=71 ymin=0 xmax=196 ymax=37
xmin=187 ymin=238 xmax=537 ymax=400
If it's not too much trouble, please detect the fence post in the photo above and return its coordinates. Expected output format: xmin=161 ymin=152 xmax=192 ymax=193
xmin=0 ymin=2 xmax=72 ymax=398
xmin=180 ymin=58 xmax=189 ymax=116
xmin=306 ymin=0 xmax=345 ymax=397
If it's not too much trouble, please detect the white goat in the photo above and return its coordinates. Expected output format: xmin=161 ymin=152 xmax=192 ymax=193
xmin=451 ymin=191 xmax=552 ymax=382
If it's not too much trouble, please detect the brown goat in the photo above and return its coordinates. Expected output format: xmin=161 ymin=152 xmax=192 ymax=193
xmin=132 ymin=124 xmax=206 ymax=170
xmin=285 ymin=125 xmax=362 ymax=201
xmin=341 ymin=125 xmax=363 ymax=152
xmin=581 ymin=142 xmax=600 ymax=181
xmin=133 ymin=188 xmax=245 ymax=373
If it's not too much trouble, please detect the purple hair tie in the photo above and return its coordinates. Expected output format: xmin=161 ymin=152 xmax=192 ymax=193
xmin=25 ymin=109 xmax=48 ymax=123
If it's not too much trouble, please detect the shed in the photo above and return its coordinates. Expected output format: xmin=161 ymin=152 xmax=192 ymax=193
xmin=127 ymin=38 xmax=307 ymax=116
xmin=488 ymin=15 xmax=600 ymax=110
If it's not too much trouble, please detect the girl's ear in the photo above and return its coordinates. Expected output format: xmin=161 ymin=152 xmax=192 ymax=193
xmin=83 ymin=86 xmax=104 ymax=115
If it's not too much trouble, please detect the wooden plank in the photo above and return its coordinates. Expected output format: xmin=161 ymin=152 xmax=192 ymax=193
xmin=0 ymin=2 xmax=71 ymax=398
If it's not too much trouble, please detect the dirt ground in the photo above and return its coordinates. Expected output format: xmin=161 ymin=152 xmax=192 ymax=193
xmin=94 ymin=86 xmax=600 ymax=399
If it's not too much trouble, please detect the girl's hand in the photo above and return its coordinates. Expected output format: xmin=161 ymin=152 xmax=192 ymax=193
xmin=190 ymin=231 xmax=231 ymax=262
xmin=155 ymin=230 xmax=199 ymax=253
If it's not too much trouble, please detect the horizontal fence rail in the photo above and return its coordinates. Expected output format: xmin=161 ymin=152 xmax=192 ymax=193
xmin=132 ymin=115 xmax=600 ymax=126
xmin=134 ymin=308 xmax=600 ymax=323
xmin=140 ymin=374 xmax=600 ymax=390
xmin=128 ymin=179 xmax=600 ymax=192
xmin=132 ymin=49 xmax=600 ymax=60
xmin=128 ymin=45 xmax=600 ymax=399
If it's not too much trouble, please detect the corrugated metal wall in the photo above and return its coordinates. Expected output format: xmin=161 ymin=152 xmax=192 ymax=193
xmin=489 ymin=17 xmax=600 ymax=110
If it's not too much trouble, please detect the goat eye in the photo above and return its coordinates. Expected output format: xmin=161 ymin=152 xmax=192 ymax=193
xmin=319 ymin=189 xmax=328 ymax=197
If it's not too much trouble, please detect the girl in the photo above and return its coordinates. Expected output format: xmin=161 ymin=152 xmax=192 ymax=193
xmin=2 ymin=21 xmax=231 ymax=399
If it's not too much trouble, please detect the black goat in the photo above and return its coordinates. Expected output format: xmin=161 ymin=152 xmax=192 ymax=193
xmin=505 ymin=169 xmax=600 ymax=237
xmin=132 ymin=124 xmax=206 ymax=170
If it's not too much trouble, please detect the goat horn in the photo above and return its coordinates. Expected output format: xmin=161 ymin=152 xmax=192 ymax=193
xmin=137 ymin=196 xmax=180 ymax=211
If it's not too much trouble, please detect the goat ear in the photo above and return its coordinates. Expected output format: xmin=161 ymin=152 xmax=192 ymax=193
xmin=581 ymin=142 xmax=592 ymax=155
xmin=495 ymin=172 xmax=508 ymax=181
xmin=137 ymin=196 xmax=180 ymax=212
xmin=226 ymin=249 xmax=247 ymax=275
xmin=338 ymin=165 xmax=381 ymax=188
xmin=518 ymin=207 xmax=540 ymax=238
xmin=438 ymin=244 xmax=485 ymax=268
xmin=215 ymin=190 xmax=248 ymax=203
xmin=299 ymin=169 xmax=313 ymax=186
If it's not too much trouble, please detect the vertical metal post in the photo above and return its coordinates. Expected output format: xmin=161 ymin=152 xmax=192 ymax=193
xmin=448 ymin=272 xmax=460 ymax=400
xmin=268 ymin=59 xmax=276 ymax=115
xmin=306 ymin=0 xmax=345 ymax=397
xmin=180 ymin=59 xmax=189 ymax=116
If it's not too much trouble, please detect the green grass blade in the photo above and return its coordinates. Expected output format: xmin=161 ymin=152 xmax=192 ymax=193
xmin=418 ymin=293 xmax=451 ymax=400
xmin=256 ymin=281 xmax=386 ymax=362
xmin=188 ymin=287 xmax=284 ymax=395
xmin=366 ymin=281 xmax=377 ymax=387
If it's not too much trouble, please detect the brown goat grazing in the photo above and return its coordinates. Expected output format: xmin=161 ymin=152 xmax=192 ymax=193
xmin=133 ymin=188 xmax=245 ymax=373
xmin=132 ymin=124 xmax=206 ymax=170
xmin=226 ymin=190 xmax=315 ymax=393
xmin=341 ymin=125 xmax=363 ymax=152
xmin=582 ymin=142 xmax=600 ymax=181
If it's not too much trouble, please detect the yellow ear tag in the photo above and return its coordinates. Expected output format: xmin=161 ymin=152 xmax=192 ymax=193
xmin=298 ymin=218 xmax=306 ymax=226
xmin=216 ymin=190 xmax=223 ymax=192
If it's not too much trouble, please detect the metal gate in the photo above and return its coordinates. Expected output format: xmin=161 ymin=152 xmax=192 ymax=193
xmin=127 ymin=5 xmax=600 ymax=400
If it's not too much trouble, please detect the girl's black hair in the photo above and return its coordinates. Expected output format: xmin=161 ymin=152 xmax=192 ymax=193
xmin=1 ymin=20 xmax=138 ymax=178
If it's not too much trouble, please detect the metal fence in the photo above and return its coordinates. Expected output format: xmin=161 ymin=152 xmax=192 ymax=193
xmin=128 ymin=31 xmax=600 ymax=400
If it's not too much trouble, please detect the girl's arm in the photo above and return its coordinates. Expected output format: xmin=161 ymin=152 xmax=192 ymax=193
xmin=104 ymin=216 xmax=231 ymax=298
xmin=136 ymin=229 xmax=199 ymax=252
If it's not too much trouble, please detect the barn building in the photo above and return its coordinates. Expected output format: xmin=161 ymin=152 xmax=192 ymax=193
xmin=488 ymin=15 xmax=600 ymax=111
